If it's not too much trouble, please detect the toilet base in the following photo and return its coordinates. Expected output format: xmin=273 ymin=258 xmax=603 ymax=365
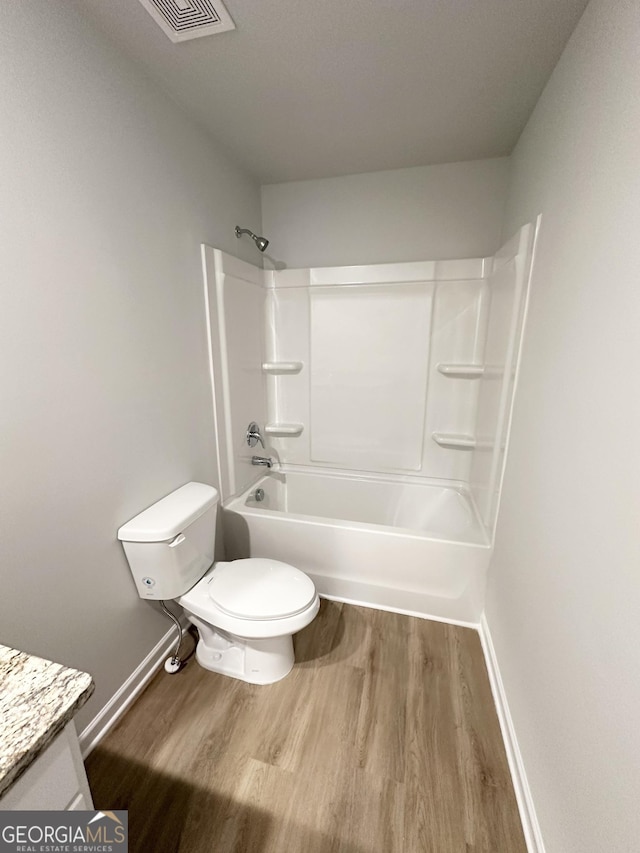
xmin=188 ymin=614 xmax=295 ymax=684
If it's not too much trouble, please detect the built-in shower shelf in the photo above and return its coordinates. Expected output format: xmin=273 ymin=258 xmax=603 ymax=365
xmin=265 ymin=423 xmax=304 ymax=437
xmin=437 ymin=363 xmax=485 ymax=378
xmin=432 ymin=432 xmax=476 ymax=449
xmin=262 ymin=362 xmax=303 ymax=374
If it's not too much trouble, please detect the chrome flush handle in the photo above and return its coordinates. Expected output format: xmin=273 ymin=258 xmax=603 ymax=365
xmin=246 ymin=421 xmax=265 ymax=448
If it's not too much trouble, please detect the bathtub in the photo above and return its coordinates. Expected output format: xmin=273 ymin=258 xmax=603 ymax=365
xmin=223 ymin=468 xmax=491 ymax=625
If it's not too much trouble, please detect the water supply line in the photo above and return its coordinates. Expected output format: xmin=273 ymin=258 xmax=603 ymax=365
xmin=160 ymin=600 xmax=183 ymax=674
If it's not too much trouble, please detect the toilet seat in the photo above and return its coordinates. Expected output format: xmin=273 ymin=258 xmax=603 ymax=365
xmin=208 ymin=558 xmax=317 ymax=620
xmin=178 ymin=558 xmax=320 ymax=640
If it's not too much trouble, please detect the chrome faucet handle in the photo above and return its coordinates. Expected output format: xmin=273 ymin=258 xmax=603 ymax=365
xmin=246 ymin=421 xmax=264 ymax=448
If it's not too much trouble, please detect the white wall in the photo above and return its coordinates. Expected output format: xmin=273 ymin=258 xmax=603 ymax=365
xmin=487 ymin=1 xmax=640 ymax=850
xmin=261 ymin=159 xmax=509 ymax=268
xmin=0 ymin=2 xmax=261 ymax=730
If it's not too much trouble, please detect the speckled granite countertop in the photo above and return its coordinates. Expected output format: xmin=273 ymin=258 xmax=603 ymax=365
xmin=0 ymin=645 xmax=94 ymax=799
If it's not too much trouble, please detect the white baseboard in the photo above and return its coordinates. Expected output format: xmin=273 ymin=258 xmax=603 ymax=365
xmin=317 ymin=590 xmax=480 ymax=630
xmin=79 ymin=620 xmax=188 ymax=759
xmin=479 ymin=613 xmax=545 ymax=853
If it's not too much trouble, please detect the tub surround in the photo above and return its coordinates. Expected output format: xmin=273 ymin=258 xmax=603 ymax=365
xmin=204 ymin=233 xmax=535 ymax=624
xmin=0 ymin=644 xmax=94 ymax=798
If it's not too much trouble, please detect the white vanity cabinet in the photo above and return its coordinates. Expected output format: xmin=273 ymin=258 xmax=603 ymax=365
xmin=0 ymin=722 xmax=93 ymax=811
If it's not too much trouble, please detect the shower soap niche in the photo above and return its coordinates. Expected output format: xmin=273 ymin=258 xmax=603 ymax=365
xmin=265 ymin=423 xmax=304 ymax=437
xmin=262 ymin=362 xmax=303 ymax=374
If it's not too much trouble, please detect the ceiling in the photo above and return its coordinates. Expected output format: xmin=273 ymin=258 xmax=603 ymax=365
xmin=76 ymin=0 xmax=589 ymax=184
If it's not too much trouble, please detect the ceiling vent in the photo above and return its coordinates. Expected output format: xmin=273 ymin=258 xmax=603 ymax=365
xmin=138 ymin=0 xmax=235 ymax=43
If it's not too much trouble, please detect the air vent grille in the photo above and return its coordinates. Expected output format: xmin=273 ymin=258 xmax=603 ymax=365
xmin=138 ymin=0 xmax=235 ymax=42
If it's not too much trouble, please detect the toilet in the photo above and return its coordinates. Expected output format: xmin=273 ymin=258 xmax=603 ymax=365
xmin=117 ymin=482 xmax=319 ymax=684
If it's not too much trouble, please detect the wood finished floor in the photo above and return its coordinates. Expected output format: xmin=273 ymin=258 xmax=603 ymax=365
xmin=86 ymin=601 xmax=526 ymax=852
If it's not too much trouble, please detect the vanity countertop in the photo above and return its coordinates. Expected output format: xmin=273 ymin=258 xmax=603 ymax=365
xmin=0 ymin=644 xmax=94 ymax=798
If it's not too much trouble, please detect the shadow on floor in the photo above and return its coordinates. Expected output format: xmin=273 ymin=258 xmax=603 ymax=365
xmin=293 ymin=598 xmax=375 ymax=669
xmin=87 ymin=748 xmax=368 ymax=853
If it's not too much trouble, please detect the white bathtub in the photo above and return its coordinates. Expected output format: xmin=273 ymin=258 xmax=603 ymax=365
xmin=223 ymin=469 xmax=491 ymax=625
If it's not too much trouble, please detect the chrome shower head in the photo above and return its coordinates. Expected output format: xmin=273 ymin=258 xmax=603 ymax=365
xmin=235 ymin=226 xmax=269 ymax=253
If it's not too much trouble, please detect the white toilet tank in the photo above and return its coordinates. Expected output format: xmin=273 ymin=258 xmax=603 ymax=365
xmin=118 ymin=482 xmax=219 ymax=600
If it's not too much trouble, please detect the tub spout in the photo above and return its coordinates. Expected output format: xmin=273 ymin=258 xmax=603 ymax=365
xmin=252 ymin=455 xmax=273 ymax=468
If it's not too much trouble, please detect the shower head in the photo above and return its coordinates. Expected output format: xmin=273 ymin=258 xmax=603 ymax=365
xmin=235 ymin=226 xmax=269 ymax=253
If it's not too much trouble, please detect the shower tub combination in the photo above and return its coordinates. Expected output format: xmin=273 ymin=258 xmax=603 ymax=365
xmin=203 ymin=226 xmax=536 ymax=627
xmin=223 ymin=468 xmax=491 ymax=625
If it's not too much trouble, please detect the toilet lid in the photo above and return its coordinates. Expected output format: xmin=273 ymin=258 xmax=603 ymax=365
xmin=208 ymin=558 xmax=317 ymax=620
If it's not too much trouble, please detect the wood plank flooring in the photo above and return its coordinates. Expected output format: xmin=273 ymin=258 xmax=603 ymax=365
xmin=86 ymin=601 xmax=526 ymax=852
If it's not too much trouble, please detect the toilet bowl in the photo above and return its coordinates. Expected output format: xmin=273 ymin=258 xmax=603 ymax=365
xmin=179 ymin=558 xmax=320 ymax=684
xmin=117 ymin=482 xmax=319 ymax=685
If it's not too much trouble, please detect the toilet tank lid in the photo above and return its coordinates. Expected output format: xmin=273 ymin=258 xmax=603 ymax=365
xmin=117 ymin=482 xmax=219 ymax=543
